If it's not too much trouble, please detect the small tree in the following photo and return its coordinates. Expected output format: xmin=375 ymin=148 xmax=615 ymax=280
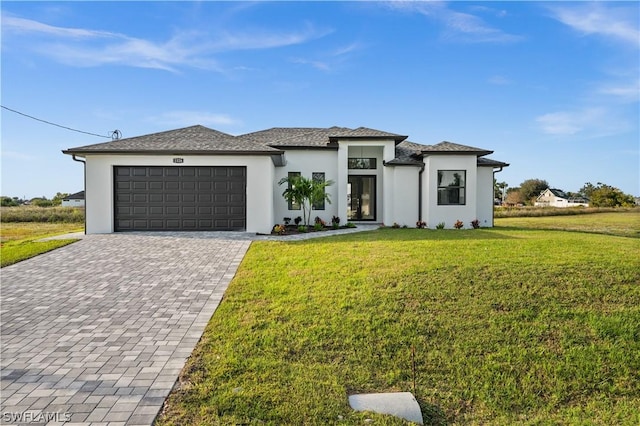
xmin=278 ymin=175 xmax=334 ymax=226
xmin=519 ymin=179 xmax=549 ymax=205
xmin=52 ymin=192 xmax=69 ymax=206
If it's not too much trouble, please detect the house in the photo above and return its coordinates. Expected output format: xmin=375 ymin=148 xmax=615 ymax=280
xmin=535 ymin=188 xmax=589 ymax=208
xmin=62 ymin=125 xmax=508 ymax=234
xmin=61 ymin=190 xmax=85 ymax=207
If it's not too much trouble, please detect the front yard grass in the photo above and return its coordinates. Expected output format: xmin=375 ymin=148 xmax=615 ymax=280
xmin=1 ymin=223 xmax=82 ymax=267
xmin=158 ymin=218 xmax=640 ymax=425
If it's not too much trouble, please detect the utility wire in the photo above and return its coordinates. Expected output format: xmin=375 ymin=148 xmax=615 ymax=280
xmin=1 ymin=105 xmax=118 ymax=139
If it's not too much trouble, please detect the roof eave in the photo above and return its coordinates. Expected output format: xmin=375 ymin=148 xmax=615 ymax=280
xmin=62 ymin=149 xmax=282 ymax=156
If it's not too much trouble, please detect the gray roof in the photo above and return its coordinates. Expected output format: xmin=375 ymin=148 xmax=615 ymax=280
xmin=477 ymin=157 xmax=510 ymax=167
xmin=419 ymin=141 xmax=493 ymax=156
xmin=63 ymin=125 xmax=507 ymax=167
xmin=63 ymin=190 xmax=84 ymax=200
xmin=64 ymin=125 xmax=281 ymax=155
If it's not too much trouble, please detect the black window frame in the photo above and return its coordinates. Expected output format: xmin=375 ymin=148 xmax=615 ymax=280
xmin=348 ymin=158 xmax=377 ymax=170
xmin=312 ymin=172 xmax=326 ymax=210
xmin=437 ymin=170 xmax=466 ymax=206
xmin=288 ymin=171 xmax=301 ymax=210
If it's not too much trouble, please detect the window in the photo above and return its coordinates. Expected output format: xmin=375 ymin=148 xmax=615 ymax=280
xmin=348 ymin=158 xmax=377 ymax=169
xmin=312 ymin=172 xmax=326 ymax=210
xmin=288 ymin=171 xmax=301 ymax=210
xmin=437 ymin=170 xmax=466 ymax=205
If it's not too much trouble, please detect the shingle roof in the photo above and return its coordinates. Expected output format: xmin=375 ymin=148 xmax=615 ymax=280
xmin=477 ymin=157 xmax=510 ymax=167
xmin=239 ymin=127 xmax=350 ymax=147
xmin=63 ymin=190 xmax=85 ymax=200
xmin=64 ymin=125 xmax=281 ymax=154
xmin=420 ymin=141 xmax=493 ymax=156
xmin=328 ymin=127 xmax=408 ymax=142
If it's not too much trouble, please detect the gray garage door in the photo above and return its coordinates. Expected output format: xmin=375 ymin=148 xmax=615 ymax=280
xmin=114 ymin=166 xmax=246 ymax=231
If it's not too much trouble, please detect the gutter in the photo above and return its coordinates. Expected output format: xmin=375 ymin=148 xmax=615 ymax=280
xmin=418 ymin=163 xmax=425 ymax=222
xmin=71 ymin=155 xmax=87 ymax=235
xmin=492 ymin=166 xmax=504 ymax=227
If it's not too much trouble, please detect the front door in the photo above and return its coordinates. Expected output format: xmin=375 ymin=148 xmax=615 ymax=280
xmin=347 ymin=175 xmax=376 ymax=221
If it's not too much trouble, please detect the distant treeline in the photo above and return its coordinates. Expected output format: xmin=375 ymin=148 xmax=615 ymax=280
xmin=0 ymin=206 xmax=85 ymax=223
xmin=494 ymin=206 xmax=638 ymax=218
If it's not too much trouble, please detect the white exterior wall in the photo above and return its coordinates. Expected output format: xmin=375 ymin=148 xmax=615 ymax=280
xmin=422 ymin=155 xmax=478 ymax=229
xmin=337 ymin=140 xmax=396 ymax=224
xmin=83 ymin=154 xmax=274 ymax=234
xmin=272 ymin=150 xmax=339 ymax=225
xmin=62 ymin=199 xmax=85 ymax=207
xmin=476 ymin=167 xmax=495 ymax=227
xmin=389 ymin=166 xmax=420 ymax=227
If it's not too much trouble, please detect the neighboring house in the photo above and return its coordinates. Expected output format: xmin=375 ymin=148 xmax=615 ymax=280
xmin=62 ymin=125 xmax=508 ymax=234
xmin=535 ymin=188 xmax=589 ymax=207
xmin=61 ymin=191 xmax=85 ymax=207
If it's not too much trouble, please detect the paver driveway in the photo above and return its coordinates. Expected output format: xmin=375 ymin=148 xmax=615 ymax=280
xmin=1 ymin=233 xmax=250 ymax=425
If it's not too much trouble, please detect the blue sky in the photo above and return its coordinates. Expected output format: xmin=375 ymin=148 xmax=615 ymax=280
xmin=2 ymin=1 xmax=639 ymax=199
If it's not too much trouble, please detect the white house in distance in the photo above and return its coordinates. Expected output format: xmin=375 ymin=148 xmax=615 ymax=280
xmin=535 ymin=188 xmax=589 ymax=208
xmin=62 ymin=125 xmax=508 ymax=234
xmin=61 ymin=190 xmax=85 ymax=207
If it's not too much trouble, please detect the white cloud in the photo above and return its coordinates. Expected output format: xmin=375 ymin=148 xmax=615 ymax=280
xmin=535 ymin=107 xmax=629 ymax=137
xmin=488 ymin=75 xmax=512 ymax=85
xmin=387 ymin=1 xmax=522 ymax=43
xmin=149 ymin=111 xmax=241 ymax=128
xmin=1 ymin=14 xmax=332 ymax=72
xmin=597 ymin=79 xmax=640 ymax=103
xmin=549 ymin=3 xmax=640 ymax=47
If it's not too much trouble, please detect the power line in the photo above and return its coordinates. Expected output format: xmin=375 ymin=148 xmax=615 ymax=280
xmin=1 ymin=105 xmax=120 ymax=139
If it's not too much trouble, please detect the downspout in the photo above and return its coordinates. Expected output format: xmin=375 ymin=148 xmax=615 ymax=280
xmin=492 ymin=166 xmax=504 ymax=227
xmin=71 ymin=155 xmax=87 ymax=235
xmin=418 ymin=163 xmax=425 ymax=222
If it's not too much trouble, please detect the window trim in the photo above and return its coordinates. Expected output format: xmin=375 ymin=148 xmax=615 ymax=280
xmin=437 ymin=170 xmax=466 ymax=206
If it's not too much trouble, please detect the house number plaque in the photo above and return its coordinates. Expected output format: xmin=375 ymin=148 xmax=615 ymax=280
xmin=173 ymin=158 xmax=184 ymax=163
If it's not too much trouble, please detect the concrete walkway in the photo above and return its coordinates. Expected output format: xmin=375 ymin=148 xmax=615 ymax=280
xmin=1 ymin=225 xmax=378 ymax=425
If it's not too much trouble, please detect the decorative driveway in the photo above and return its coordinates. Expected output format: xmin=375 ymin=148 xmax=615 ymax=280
xmin=1 ymin=233 xmax=250 ymax=425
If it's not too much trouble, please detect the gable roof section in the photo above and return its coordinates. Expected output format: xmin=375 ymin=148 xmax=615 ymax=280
xmin=328 ymin=127 xmax=408 ymax=143
xmin=63 ymin=125 xmax=281 ymax=155
xmin=239 ymin=127 xmax=350 ymax=147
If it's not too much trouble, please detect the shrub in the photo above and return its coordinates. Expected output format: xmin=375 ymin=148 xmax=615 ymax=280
xmin=436 ymin=222 xmax=446 ymax=230
xmin=345 ymin=222 xmax=356 ymax=228
xmin=313 ymin=223 xmax=324 ymax=231
xmin=283 ymin=217 xmax=291 ymax=225
xmin=391 ymin=222 xmax=401 ymax=229
xmin=471 ymin=219 xmax=480 ymax=229
xmin=331 ymin=216 xmax=340 ymax=226
xmin=416 ymin=220 xmax=427 ymax=229
xmin=314 ymin=216 xmax=326 ymax=227
xmin=294 ymin=216 xmax=302 ymax=225
xmin=297 ymin=225 xmax=308 ymax=233
xmin=272 ymin=224 xmax=286 ymax=235
xmin=454 ymin=220 xmax=464 ymax=229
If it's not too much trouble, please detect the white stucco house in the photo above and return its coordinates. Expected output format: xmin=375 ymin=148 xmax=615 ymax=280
xmin=535 ymin=188 xmax=589 ymax=208
xmin=61 ymin=190 xmax=85 ymax=207
xmin=63 ymin=125 xmax=508 ymax=234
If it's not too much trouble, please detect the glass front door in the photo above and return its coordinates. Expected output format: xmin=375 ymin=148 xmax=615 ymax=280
xmin=347 ymin=175 xmax=376 ymax=221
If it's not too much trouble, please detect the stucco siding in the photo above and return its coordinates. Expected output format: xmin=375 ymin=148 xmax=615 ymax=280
xmin=390 ymin=166 xmax=420 ymax=227
xmin=83 ymin=154 xmax=274 ymax=234
xmin=476 ymin=167 xmax=495 ymax=227
xmin=422 ymin=155 xmax=478 ymax=229
xmin=272 ymin=150 xmax=339 ymax=225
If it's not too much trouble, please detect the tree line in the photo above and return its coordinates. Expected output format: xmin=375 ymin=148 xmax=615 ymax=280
xmin=494 ymin=179 xmax=636 ymax=207
xmin=0 ymin=192 xmax=70 ymax=207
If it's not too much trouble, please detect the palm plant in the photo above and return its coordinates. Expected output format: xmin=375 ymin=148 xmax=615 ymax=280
xmin=278 ymin=175 xmax=334 ymax=227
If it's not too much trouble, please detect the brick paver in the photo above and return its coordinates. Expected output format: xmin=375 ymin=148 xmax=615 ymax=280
xmin=1 ymin=234 xmax=250 ymax=425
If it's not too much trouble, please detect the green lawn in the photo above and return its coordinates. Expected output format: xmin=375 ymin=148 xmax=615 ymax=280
xmin=496 ymin=211 xmax=640 ymax=238
xmin=1 ymin=222 xmax=82 ymax=267
xmin=157 ymin=215 xmax=640 ymax=425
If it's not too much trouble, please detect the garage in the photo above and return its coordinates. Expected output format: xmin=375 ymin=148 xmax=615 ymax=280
xmin=114 ymin=166 xmax=246 ymax=231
